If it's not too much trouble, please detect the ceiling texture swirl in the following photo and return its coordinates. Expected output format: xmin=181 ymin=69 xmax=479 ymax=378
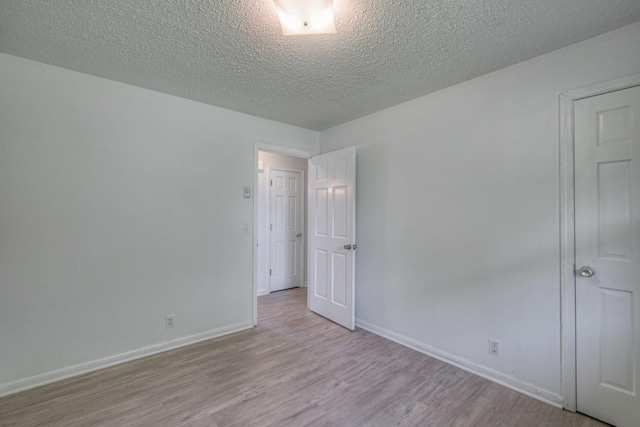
xmin=1 ymin=0 xmax=639 ymax=130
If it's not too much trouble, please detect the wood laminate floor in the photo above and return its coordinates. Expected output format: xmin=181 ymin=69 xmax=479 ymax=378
xmin=0 ymin=288 xmax=607 ymax=427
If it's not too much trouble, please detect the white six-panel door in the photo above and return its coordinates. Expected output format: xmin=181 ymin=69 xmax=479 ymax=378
xmin=308 ymin=147 xmax=356 ymax=330
xmin=575 ymin=85 xmax=640 ymax=427
xmin=270 ymin=168 xmax=303 ymax=292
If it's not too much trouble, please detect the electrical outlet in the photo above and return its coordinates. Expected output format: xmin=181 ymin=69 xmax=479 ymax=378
xmin=489 ymin=339 xmax=500 ymax=356
xmin=166 ymin=314 xmax=175 ymax=329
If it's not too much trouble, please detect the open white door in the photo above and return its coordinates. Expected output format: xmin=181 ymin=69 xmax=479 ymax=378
xmin=308 ymin=147 xmax=356 ymax=330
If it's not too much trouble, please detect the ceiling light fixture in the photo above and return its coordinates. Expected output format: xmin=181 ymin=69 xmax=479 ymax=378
xmin=272 ymin=0 xmax=336 ymax=36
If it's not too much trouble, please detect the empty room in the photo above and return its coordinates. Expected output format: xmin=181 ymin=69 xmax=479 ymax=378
xmin=1 ymin=1 xmax=640 ymax=426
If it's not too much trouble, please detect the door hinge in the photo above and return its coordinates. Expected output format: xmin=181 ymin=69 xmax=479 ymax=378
xmin=270 ymin=269 xmax=272 ymax=276
xmin=270 ymin=179 xmax=272 ymax=186
xmin=270 ymin=224 xmax=272 ymax=231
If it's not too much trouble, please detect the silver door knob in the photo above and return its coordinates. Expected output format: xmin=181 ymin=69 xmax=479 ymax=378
xmin=343 ymin=244 xmax=352 ymax=250
xmin=577 ymin=266 xmax=596 ymax=278
xmin=297 ymin=233 xmax=302 ymax=237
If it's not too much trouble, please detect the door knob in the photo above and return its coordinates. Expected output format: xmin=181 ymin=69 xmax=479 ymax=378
xmin=343 ymin=244 xmax=352 ymax=250
xmin=297 ymin=233 xmax=302 ymax=237
xmin=577 ymin=266 xmax=596 ymax=278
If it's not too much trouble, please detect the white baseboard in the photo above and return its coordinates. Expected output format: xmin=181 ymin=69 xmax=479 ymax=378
xmin=355 ymin=318 xmax=564 ymax=408
xmin=0 ymin=321 xmax=254 ymax=398
xmin=257 ymin=289 xmax=270 ymax=296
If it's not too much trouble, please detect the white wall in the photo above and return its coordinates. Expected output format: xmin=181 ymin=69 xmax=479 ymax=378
xmin=257 ymin=152 xmax=308 ymax=296
xmin=320 ymin=22 xmax=640 ymax=404
xmin=0 ymin=53 xmax=318 ymax=394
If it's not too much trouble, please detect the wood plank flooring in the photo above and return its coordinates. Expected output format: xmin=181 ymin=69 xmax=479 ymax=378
xmin=0 ymin=288 xmax=607 ymax=426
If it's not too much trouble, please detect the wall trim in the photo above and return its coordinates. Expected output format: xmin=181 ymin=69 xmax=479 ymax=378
xmin=0 ymin=321 xmax=253 ymax=398
xmin=355 ymin=318 xmax=563 ymax=408
xmin=558 ymin=72 xmax=640 ymax=412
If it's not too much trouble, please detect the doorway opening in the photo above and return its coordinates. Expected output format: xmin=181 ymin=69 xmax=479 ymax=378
xmin=252 ymin=143 xmax=317 ymax=326
xmin=257 ymin=151 xmax=308 ymax=296
xmin=252 ymin=143 xmax=357 ymax=331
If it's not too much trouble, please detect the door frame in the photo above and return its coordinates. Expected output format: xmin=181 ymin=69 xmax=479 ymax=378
xmin=268 ymin=166 xmax=306 ymax=292
xmin=559 ymin=72 xmax=640 ymax=412
xmin=252 ymin=142 xmax=318 ymax=326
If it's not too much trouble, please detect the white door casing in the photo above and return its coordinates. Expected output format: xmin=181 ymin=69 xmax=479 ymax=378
xmin=575 ymin=85 xmax=640 ymax=427
xmin=257 ymin=165 xmax=270 ymax=296
xmin=269 ymin=168 xmax=303 ymax=292
xmin=308 ymin=147 xmax=356 ymax=330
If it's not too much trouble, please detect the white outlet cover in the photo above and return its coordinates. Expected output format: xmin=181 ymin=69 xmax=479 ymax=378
xmin=489 ymin=339 xmax=500 ymax=356
xmin=166 ymin=314 xmax=175 ymax=329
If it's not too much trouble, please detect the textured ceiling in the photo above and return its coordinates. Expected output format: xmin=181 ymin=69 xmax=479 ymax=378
xmin=1 ymin=1 xmax=639 ymax=130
